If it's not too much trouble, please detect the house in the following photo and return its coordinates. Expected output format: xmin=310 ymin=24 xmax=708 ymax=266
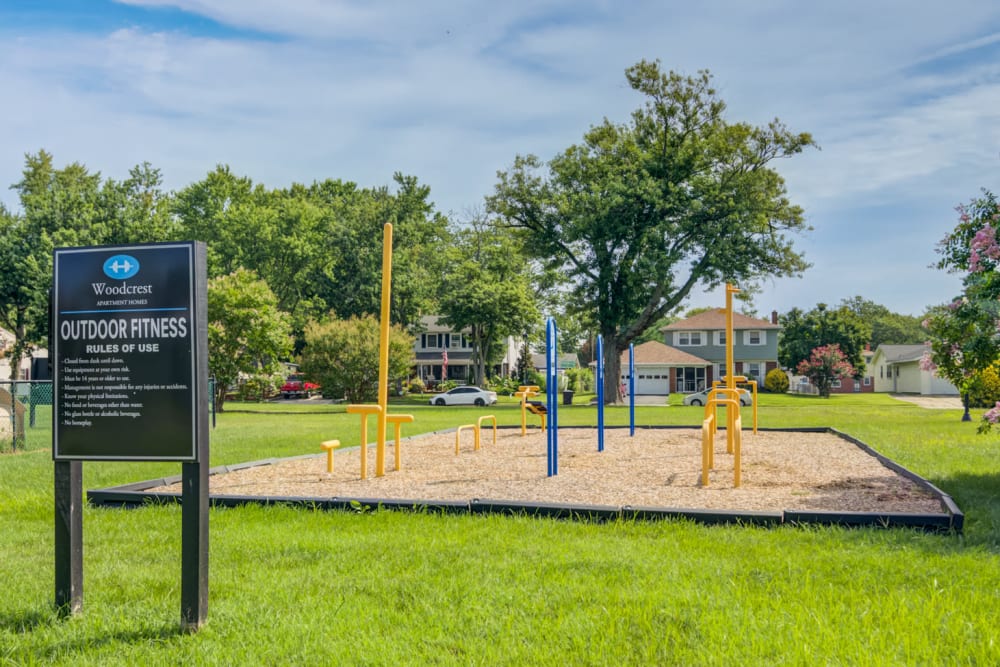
xmin=617 ymin=341 xmax=711 ymax=395
xmin=870 ymin=344 xmax=958 ymax=395
xmin=413 ymin=316 xmax=519 ymax=384
xmin=0 ymin=327 xmax=48 ymax=381
xmin=661 ymin=310 xmax=781 ymax=392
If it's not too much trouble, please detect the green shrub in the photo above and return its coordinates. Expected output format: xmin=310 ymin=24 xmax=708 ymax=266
xmin=565 ymin=367 xmax=594 ymax=392
xmin=764 ymin=368 xmax=789 ymax=394
xmin=968 ymin=363 xmax=1000 ymax=408
xmin=488 ymin=375 xmax=520 ymax=395
xmin=438 ymin=379 xmax=458 ymax=392
xmin=238 ymin=373 xmax=282 ymax=402
xmin=407 ymin=377 xmax=425 ymax=394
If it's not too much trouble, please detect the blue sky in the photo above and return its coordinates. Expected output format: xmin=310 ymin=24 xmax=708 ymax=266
xmin=3 ymin=1 xmax=1000 ymax=318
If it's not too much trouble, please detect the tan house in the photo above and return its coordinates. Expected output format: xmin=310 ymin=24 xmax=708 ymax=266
xmin=617 ymin=340 xmax=711 ymax=395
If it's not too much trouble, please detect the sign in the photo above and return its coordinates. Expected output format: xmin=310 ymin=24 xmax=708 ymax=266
xmin=53 ymin=243 xmax=205 ymax=461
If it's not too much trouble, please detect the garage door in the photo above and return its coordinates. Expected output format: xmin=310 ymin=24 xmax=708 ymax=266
xmin=622 ymin=367 xmax=671 ymax=395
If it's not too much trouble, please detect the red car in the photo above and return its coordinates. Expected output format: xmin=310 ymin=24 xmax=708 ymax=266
xmin=281 ymin=374 xmax=320 ymax=399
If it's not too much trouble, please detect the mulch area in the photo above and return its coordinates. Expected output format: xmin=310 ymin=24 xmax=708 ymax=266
xmin=147 ymin=427 xmax=942 ymax=513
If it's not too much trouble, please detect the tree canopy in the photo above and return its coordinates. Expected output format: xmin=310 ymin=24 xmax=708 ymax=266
xmin=300 ymin=314 xmax=414 ymax=403
xmin=488 ymin=59 xmax=814 ymax=401
xmin=925 ymin=191 xmax=1000 ymax=423
xmin=437 ymin=213 xmax=540 ymax=386
xmin=207 ymin=268 xmax=293 ymax=411
xmin=778 ymin=303 xmax=871 ymax=375
xmin=838 ymin=296 xmax=925 ymax=348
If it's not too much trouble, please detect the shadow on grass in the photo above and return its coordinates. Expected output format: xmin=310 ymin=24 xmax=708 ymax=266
xmin=0 ymin=608 xmax=57 ymax=633
xmin=931 ymin=471 xmax=1000 ymax=548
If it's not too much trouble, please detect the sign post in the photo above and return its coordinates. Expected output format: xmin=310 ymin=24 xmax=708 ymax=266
xmin=52 ymin=242 xmax=209 ymax=630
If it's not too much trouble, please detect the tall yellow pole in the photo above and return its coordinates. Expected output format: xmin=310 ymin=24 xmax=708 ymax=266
xmin=376 ymin=223 xmax=393 ymax=477
xmin=725 ymin=283 xmax=739 ymax=390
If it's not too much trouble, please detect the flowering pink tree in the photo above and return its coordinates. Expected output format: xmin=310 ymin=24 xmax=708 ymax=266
xmin=927 ymin=191 xmax=1000 ymax=424
xmin=796 ymin=344 xmax=855 ymax=398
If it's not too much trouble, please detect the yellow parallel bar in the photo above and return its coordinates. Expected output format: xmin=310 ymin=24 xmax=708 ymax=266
xmin=477 ymin=415 xmax=497 ymax=450
xmin=455 ymin=424 xmax=478 ymax=455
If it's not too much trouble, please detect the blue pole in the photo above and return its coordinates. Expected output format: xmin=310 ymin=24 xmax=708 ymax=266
xmin=629 ymin=343 xmax=635 ymax=436
xmin=552 ymin=320 xmax=558 ymax=475
xmin=546 ymin=318 xmax=559 ymax=476
xmin=597 ymin=334 xmax=604 ymax=452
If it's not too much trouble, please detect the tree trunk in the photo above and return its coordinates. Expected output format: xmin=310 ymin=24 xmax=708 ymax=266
xmin=602 ymin=333 xmax=626 ymax=404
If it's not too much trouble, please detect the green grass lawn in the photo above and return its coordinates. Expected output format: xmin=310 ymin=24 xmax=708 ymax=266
xmin=3 ymin=393 xmax=1000 ymax=665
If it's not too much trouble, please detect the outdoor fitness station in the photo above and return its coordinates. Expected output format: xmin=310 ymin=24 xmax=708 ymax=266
xmin=700 ymin=284 xmax=758 ymax=488
xmin=337 ymin=223 xmax=415 ymax=479
xmin=324 ymin=223 xmax=756 ymax=488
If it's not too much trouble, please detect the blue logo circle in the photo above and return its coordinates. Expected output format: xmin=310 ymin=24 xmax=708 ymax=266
xmin=103 ymin=254 xmax=140 ymax=279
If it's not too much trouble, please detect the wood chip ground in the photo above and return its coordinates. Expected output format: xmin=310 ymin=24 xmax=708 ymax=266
xmin=148 ymin=428 xmax=942 ymax=513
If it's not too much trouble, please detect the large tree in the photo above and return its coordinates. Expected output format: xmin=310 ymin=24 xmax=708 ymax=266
xmin=207 ymin=268 xmax=293 ymax=411
xmin=488 ymin=60 xmax=814 ymax=401
xmin=778 ymin=303 xmax=872 ymax=374
xmin=437 ymin=213 xmax=540 ymax=387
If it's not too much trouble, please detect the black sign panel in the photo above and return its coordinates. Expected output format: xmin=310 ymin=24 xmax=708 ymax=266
xmin=53 ymin=243 xmax=204 ymax=461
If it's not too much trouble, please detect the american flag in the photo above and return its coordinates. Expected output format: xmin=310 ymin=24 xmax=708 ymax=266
xmin=442 ymin=349 xmax=448 ymax=367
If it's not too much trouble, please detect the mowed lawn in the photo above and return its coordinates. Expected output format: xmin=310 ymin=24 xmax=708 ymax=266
xmin=2 ymin=393 xmax=999 ymax=665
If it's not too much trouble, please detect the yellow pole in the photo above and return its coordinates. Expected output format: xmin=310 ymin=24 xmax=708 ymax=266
xmin=376 ymin=223 xmax=393 ymax=477
xmin=725 ymin=284 xmax=739 ymax=391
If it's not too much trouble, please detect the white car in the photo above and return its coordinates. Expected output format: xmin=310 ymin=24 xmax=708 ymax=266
xmin=430 ymin=386 xmax=498 ymax=406
xmin=683 ymin=388 xmax=753 ymax=407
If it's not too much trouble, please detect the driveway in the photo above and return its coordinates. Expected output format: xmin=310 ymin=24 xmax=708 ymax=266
xmin=890 ymin=394 xmax=963 ymax=409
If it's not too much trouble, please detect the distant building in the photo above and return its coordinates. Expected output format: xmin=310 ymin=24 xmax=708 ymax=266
xmin=413 ymin=316 xmax=519 ymax=385
xmin=870 ymin=344 xmax=958 ymax=395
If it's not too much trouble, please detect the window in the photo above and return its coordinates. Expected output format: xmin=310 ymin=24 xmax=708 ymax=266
xmin=880 ymin=367 xmax=883 ymax=378
xmin=715 ymin=331 xmax=726 ymax=346
xmin=450 ymin=335 xmax=462 ymax=349
xmin=677 ymin=331 xmax=703 ymax=346
xmin=747 ymin=362 xmax=761 ymax=380
xmin=831 ymin=379 xmax=842 ymax=389
xmin=864 ymin=376 xmax=871 ymax=386
xmin=745 ymin=330 xmax=764 ymax=345
xmin=718 ymin=363 xmax=727 ymax=379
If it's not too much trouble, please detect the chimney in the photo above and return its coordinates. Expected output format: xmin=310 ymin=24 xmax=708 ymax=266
xmin=771 ymin=310 xmax=778 ymax=325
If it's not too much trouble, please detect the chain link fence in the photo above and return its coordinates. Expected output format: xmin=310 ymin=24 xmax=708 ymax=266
xmin=1 ymin=380 xmax=52 ymax=453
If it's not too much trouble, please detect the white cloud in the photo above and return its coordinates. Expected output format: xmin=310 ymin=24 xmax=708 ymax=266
xmin=2 ymin=1 xmax=999 ymax=316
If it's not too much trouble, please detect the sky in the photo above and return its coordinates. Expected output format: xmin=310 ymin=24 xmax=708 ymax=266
xmin=3 ymin=1 xmax=1000 ymax=318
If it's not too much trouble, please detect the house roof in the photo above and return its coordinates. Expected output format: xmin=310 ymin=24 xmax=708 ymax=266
xmin=618 ymin=341 xmax=711 ymax=366
xmin=662 ymin=309 xmax=780 ymax=332
xmin=872 ymin=344 xmax=928 ymax=364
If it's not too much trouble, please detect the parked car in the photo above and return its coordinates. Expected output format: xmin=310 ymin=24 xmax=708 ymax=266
xmin=281 ymin=374 xmax=320 ymax=399
xmin=430 ymin=386 xmax=498 ymax=406
xmin=683 ymin=387 xmax=753 ymax=407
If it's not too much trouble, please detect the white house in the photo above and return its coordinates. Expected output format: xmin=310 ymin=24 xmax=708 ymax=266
xmin=0 ymin=327 xmax=48 ymax=381
xmin=870 ymin=344 xmax=958 ymax=395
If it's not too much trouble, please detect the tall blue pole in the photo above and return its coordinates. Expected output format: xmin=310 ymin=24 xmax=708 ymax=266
xmin=596 ymin=334 xmax=604 ymax=452
xmin=629 ymin=343 xmax=635 ymax=436
xmin=546 ymin=318 xmax=559 ymax=476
